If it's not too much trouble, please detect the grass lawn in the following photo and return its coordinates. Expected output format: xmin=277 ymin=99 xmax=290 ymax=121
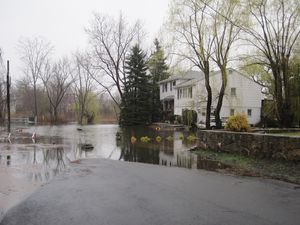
xmin=192 ymin=148 xmax=300 ymax=185
xmin=275 ymin=132 xmax=300 ymax=137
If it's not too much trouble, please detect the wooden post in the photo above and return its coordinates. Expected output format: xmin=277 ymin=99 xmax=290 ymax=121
xmin=7 ymin=60 xmax=10 ymax=133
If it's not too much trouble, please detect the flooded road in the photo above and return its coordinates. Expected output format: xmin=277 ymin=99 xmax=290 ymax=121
xmin=0 ymin=124 xmax=230 ymax=218
xmin=23 ymin=124 xmax=201 ymax=168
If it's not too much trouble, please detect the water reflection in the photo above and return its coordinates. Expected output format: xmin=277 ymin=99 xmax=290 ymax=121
xmin=117 ymin=126 xmax=197 ymax=168
xmin=0 ymin=135 xmax=70 ymax=183
xmin=0 ymin=124 xmax=231 ymax=184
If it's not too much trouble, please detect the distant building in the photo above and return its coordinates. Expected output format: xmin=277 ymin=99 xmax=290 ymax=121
xmin=159 ymin=69 xmax=263 ymax=125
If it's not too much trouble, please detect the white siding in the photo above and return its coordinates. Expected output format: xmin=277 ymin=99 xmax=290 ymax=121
xmin=160 ymin=80 xmax=178 ymax=100
xmin=160 ymin=69 xmax=263 ymax=125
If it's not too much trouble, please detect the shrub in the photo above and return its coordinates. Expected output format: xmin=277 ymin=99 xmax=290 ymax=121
xmin=225 ymin=113 xmax=251 ymax=132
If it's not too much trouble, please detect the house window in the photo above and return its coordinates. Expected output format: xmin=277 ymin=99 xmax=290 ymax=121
xmin=231 ymin=88 xmax=236 ymax=96
xmin=163 ymin=83 xmax=168 ymax=92
xmin=247 ymin=109 xmax=252 ymax=117
xmin=230 ymin=109 xmax=235 ymax=116
xmin=178 ymin=87 xmax=193 ymax=99
xmin=178 ymin=89 xmax=183 ymax=99
xmin=188 ymin=87 xmax=192 ymax=98
xmin=173 ymin=81 xmax=176 ymax=86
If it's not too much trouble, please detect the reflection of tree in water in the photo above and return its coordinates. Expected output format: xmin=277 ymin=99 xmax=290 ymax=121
xmin=25 ymin=147 xmax=66 ymax=182
xmin=118 ymin=127 xmax=175 ymax=165
xmin=43 ymin=147 xmax=66 ymax=176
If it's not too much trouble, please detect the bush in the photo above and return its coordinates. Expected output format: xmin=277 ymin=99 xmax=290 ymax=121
xmin=182 ymin=109 xmax=197 ymax=126
xmin=225 ymin=113 xmax=251 ymax=132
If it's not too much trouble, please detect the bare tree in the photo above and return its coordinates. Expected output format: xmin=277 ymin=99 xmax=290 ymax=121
xmin=41 ymin=58 xmax=73 ymax=124
xmin=85 ymin=13 xmax=141 ymax=107
xmin=168 ymin=0 xmax=215 ymax=129
xmin=244 ymin=0 xmax=300 ymax=127
xmin=72 ymin=52 xmax=95 ymax=125
xmin=0 ymin=48 xmax=6 ymax=124
xmin=18 ymin=37 xmax=53 ymax=123
xmin=14 ymin=77 xmax=49 ymax=119
xmin=210 ymin=0 xmax=244 ymax=128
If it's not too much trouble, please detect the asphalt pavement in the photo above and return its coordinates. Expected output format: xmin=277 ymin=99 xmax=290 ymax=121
xmin=1 ymin=159 xmax=300 ymax=225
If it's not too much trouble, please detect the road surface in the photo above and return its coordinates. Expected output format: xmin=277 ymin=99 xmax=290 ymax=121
xmin=1 ymin=159 xmax=300 ymax=225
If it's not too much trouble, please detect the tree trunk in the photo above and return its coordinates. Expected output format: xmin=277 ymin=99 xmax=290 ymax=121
xmin=214 ymin=67 xmax=227 ymax=129
xmin=203 ymin=63 xmax=212 ymax=129
xmin=33 ymin=82 xmax=38 ymax=123
xmin=53 ymin=107 xmax=58 ymax=124
xmin=79 ymin=103 xmax=84 ymax=125
xmin=272 ymin=63 xmax=293 ymax=127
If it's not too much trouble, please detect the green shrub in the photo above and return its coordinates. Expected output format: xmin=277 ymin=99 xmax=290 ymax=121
xmin=225 ymin=113 xmax=251 ymax=132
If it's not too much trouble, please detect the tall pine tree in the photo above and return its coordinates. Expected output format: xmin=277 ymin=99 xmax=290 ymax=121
xmin=148 ymin=39 xmax=170 ymax=122
xmin=120 ymin=45 xmax=152 ymax=126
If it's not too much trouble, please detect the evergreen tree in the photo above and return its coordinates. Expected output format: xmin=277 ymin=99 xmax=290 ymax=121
xmin=120 ymin=45 xmax=152 ymax=126
xmin=148 ymin=39 xmax=170 ymax=122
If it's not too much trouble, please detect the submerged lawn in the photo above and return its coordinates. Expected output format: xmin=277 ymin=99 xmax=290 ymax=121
xmin=192 ymin=148 xmax=300 ymax=185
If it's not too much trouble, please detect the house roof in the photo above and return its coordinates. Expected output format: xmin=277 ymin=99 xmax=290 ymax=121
xmin=159 ymin=68 xmax=257 ymax=89
xmin=175 ymin=79 xmax=197 ymax=88
xmin=158 ymin=70 xmax=203 ymax=84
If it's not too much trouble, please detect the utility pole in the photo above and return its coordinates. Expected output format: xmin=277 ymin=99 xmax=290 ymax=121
xmin=7 ymin=60 xmax=10 ymax=133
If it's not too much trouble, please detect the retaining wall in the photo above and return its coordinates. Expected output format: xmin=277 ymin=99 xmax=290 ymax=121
xmin=196 ymin=130 xmax=300 ymax=161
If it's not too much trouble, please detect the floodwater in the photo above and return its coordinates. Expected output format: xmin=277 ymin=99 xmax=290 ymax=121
xmin=0 ymin=124 xmax=229 ymax=218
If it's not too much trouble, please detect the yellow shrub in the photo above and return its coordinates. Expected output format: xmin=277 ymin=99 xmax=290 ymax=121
xmin=156 ymin=136 xmax=162 ymax=142
xmin=225 ymin=113 xmax=251 ymax=132
xmin=140 ymin=136 xmax=151 ymax=142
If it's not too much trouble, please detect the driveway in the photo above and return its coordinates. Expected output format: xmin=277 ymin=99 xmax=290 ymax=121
xmin=1 ymin=159 xmax=299 ymax=225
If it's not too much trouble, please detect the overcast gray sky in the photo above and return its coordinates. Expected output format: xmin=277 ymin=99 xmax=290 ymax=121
xmin=0 ymin=0 xmax=170 ymax=78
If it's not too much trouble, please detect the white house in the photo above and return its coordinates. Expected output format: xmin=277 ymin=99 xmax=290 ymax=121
xmin=159 ymin=68 xmax=263 ymax=125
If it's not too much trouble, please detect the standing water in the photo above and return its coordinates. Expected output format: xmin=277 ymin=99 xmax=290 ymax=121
xmin=0 ymin=124 xmax=228 ymax=218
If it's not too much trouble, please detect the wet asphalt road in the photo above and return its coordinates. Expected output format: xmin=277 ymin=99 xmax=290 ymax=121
xmin=1 ymin=159 xmax=300 ymax=225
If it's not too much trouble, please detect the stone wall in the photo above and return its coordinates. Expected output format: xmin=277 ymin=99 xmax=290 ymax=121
xmin=196 ymin=130 xmax=300 ymax=161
